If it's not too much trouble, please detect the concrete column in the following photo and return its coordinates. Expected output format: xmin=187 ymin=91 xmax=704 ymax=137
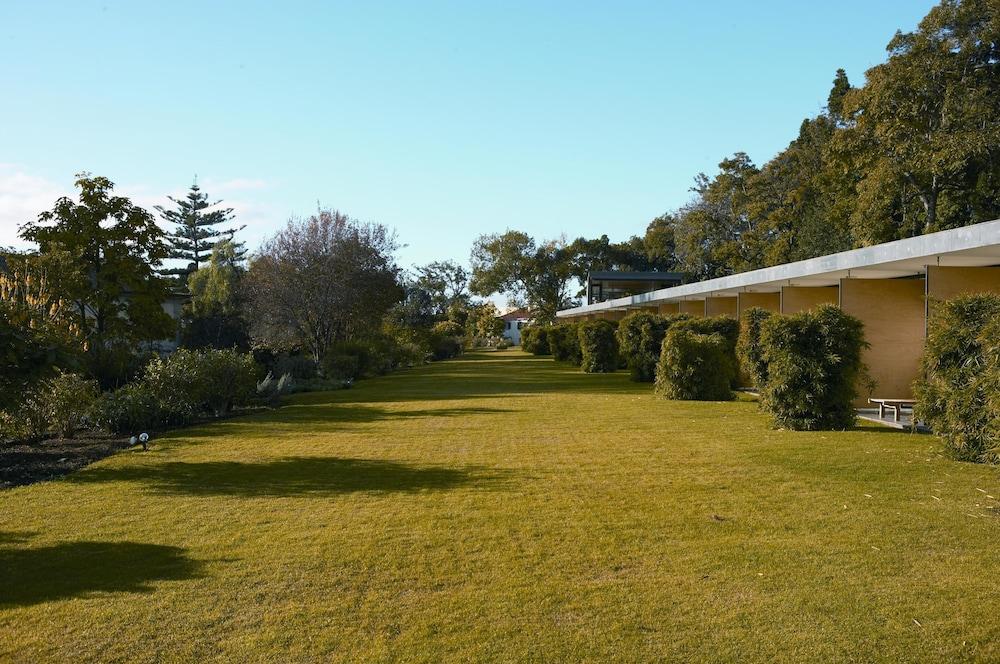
xmin=705 ymin=296 xmax=738 ymax=317
xmin=737 ymin=292 xmax=780 ymax=316
xmin=840 ymin=278 xmax=926 ymax=403
xmin=658 ymin=302 xmax=680 ymax=315
xmin=678 ymin=300 xmax=706 ymax=317
xmin=780 ymin=286 xmax=839 ymax=314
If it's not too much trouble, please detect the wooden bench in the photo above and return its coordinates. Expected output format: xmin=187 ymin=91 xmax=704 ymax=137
xmin=868 ymin=398 xmax=916 ymax=422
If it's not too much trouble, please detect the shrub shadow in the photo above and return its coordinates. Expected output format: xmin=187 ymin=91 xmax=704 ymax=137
xmin=70 ymin=456 xmax=513 ymax=497
xmin=0 ymin=539 xmax=202 ymax=608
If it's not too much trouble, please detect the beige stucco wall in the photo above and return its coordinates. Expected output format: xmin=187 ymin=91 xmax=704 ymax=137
xmin=737 ymin=292 xmax=780 ymax=315
xmin=840 ymin=278 xmax=926 ymax=403
xmin=780 ymin=286 xmax=839 ymax=314
xmin=927 ymin=265 xmax=1000 ymax=300
xmin=678 ymin=300 xmax=705 ymax=317
xmin=658 ymin=302 xmax=680 ymax=315
xmin=705 ymin=296 xmax=738 ymax=317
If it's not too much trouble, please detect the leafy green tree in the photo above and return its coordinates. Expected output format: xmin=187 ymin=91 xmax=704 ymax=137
xmin=182 ymin=240 xmax=250 ymax=350
xmin=673 ymin=153 xmax=762 ymax=280
xmin=470 ymin=231 xmax=577 ymax=322
xmin=19 ymin=174 xmax=175 ymax=385
xmin=413 ymin=260 xmax=469 ymax=315
xmin=0 ymin=252 xmax=82 ymax=410
xmin=835 ymin=0 xmax=1000 ymax=243
xmin=156 ymin=181 xmax=246 ymax=279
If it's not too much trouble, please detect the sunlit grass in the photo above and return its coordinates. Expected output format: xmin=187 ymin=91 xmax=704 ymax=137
xmin=1 ymin=350 xmax=999 ymax=662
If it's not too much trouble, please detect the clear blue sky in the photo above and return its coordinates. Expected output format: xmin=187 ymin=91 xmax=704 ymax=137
xmin=0 ymin=1 xmax=932 ymax=271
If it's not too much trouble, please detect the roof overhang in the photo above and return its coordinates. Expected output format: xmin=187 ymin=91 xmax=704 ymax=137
xmin=557 ymin=219 xmax=1000 ymax=318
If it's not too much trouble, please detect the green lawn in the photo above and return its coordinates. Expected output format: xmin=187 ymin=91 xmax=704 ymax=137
xmin=2 ymin=350 xmax=999 ymax=662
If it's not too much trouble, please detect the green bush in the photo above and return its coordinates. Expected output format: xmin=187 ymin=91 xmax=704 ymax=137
xmin=737 ymin=307 xmax=776 ymax=389
xmin=496 ymin=338 xmax=511 ymax=350
xmin=758 ymin=304 xmax=867 ymax=430
xmin=672 ymin=316 xmax=740 ymax=388
xmin=655 ymin=328 xmax=734 ymax=401
xmin=549 ymin=323 xmax=582 ymax=365
xmin=324 ymin=353 xmax=362 ymax=380
xmin=271 ymin=353 xmax=318 ymax=380
xmin=432 ymin=320 xmax=465 ymax=337
xmin=430 ymin=333 xmax=464 ymax=361
xmin=521 ymin=326 xmax=551 ymax=355
xmin=101 ymin=348 xmax=261 ymax=432
xmin=97 ymin=383 xmax=163 ymax=434
xmin=37 ymin=371 xmax=100 ymax=438
xmin=914 ymin=294 xmax=1000 ymax=463
xmin=199 ymin=349 xmax=258 ymax=417
xmin=578 ymin=320 xmax=618 ymax=373
xmin=616 ymin=311 xmax=691 ymax=382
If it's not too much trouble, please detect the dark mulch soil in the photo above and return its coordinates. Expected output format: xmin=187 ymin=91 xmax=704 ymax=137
xmin=0 ymin=434 xmax=133 ymax=490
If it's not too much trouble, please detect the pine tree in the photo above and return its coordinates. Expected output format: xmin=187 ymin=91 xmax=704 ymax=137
xmin=156 ymin=180 xmax=246 ymax=279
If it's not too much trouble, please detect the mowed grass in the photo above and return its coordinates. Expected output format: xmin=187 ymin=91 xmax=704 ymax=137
xmin=2 ymin=351 xmax=1000 ymax=662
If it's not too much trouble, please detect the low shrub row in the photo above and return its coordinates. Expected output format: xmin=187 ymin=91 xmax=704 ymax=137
xmin=99 ymin=348 xmax=261 ymax=434
xmin=616 ymin=312 xmax=691 ymax=382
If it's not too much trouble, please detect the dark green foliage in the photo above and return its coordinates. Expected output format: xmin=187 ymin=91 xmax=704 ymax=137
xmin=98 ymin=349 xmax=260 ymax=433
xmin=97 ymin=383 xmax=162 ymax=435
xmin=758 ymin=304 xmax=867 ymax=431
xmin=156 ymin=182 xmax=245 ymax=279
xmin=615 ymin=311 xmax=691 ymax=382
xmin=521 ymin=326 xmax=551 ymax=355
xmin=548 ymin=323 xmax=582 ymax=365
xmin=914 ymin=294 xmax=1000 ymax=463
xmin=737 ymin=307 xmax=776 ymax=388
xmin=578 ymin=320 xmax=618 ymax=373
xmin=672 ymin=316 xmax=740 ymax=387
xmin=429 ymin=333 xmax=463 ymax=361
xmin=655 ymin=328 xmax=734 ymax=401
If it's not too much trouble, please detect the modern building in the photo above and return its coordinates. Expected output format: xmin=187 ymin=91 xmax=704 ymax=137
xmin=558 ymin=220 xmax=1000 ymax=404
xmin=500 ymin=307 xmax=531 ymax=345
xmin=586 ymin=271 xmax=683 ymax=304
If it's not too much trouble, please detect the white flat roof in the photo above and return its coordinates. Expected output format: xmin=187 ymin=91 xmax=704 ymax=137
xmin=557 ymin=219 xmax=1000 ymax=317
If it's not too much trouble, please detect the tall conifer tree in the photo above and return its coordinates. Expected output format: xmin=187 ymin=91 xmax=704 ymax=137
xmin=156 ymin=180 xmax=245 ymax=279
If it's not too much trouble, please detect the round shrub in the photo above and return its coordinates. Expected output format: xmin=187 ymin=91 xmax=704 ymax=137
xmin=616 ymin=311 xmax=691 ymax=382
xmin=38 ymin=371 xmax=100 ymax=438
xmin=737 ymin=307 xmax=775 ymax=389
xmin=914 ymin=294 xmax=1000 ymax=463
xmin=672 ymin=316 xmax=740 ymax=388
xmin=549 ymin=323 xmax=582 ymax=365
xmin=200 ymin=349 xmax=259 ymax=416
xmin=432 ymin=320 xmax=465 ymax=337
xmin=655 ymin=328 xmax=734 ymax=400
xmin=521 ymin=326 xmax=551 ymax=354
xmin=758 ymin=304 xmax=867 ymax=431
xmin=97 ymin=383 xmax=163 ymax=434
xmin=578 ymin=320 xmax=618 ymax=373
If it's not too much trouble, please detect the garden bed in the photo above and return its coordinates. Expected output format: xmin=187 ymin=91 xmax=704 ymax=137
xmin=0 ymin=433 xmax=132 ymax=490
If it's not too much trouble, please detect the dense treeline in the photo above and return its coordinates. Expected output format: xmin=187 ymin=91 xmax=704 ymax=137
xmin=472 ymin=0 xmax=1000 ymax=319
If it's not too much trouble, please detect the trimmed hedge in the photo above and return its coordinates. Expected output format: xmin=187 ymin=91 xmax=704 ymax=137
xmin=672 ymin=316 xmax=740 ymax=388
xmin=914 ymin=294 xmax=1000 ymax=463
xmin=737 ymin=307 xmax=776 ymax=389
xmin=521 ymin=326 xmax=551 ymax=355
xmin=757 ymin=304 xmax=867 ymax=431
xmin=655 ymin=328 xmax=734 ymax=400
xmin=549 ymin=323 xmax=582 ymax=365
xmin=578 ymin=320 xmax=618 ymax=373
xmin=616 ymin=311 xmax=691 ymax=382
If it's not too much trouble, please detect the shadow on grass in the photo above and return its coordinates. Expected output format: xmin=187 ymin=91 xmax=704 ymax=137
xmin=0 ymin=539 xmax=202 ymax=608
xmin=70 ymin=456 xmax=513 ymax=497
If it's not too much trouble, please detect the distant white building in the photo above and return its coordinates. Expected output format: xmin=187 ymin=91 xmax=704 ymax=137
xmin=500 ymin=307 xmax=531 ymax=345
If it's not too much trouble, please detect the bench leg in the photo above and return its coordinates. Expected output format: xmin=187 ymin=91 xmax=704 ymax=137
xmin=878 ymin=403 xmax=886 ymax=418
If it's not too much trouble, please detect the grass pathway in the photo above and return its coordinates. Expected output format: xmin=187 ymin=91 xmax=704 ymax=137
xmin=1 ymin=350 xmax=999 ymax=662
